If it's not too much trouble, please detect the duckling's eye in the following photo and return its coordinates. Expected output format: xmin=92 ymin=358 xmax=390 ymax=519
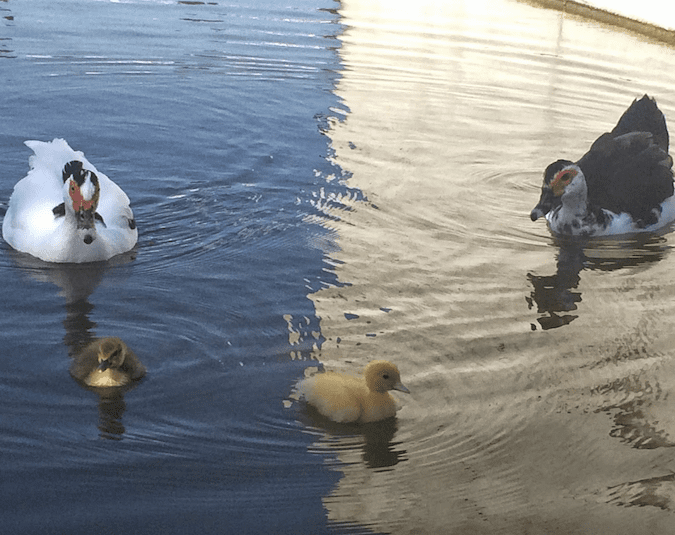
xmin=382 ymin=373 xmax=390 ymax=380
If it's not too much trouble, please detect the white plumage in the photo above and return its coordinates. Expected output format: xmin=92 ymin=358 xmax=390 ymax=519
xmin=2 ymin=139 xmax=137 ymax=263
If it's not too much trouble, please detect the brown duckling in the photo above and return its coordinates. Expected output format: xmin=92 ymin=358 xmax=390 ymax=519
xmin=70 ymin=337 xmax=146 ymax=388
xmin=297 ymin=360 xmax=409 ymax=423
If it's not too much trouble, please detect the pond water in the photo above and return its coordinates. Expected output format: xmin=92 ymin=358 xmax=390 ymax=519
xmin=3 ymin=0 xmax=675 ymax=534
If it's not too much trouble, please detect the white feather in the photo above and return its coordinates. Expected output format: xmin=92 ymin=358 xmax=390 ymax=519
xmin=2 ymin=139 xmax=138 ymax=263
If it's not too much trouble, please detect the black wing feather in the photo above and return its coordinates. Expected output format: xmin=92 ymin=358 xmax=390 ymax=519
xmin=574 ymin=96 xmax=674 ymax=224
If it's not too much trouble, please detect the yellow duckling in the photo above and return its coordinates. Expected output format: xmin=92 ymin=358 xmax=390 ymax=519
xmin=70 ymin=337 xmax=146 ymax=388
xmin=298 ymin=360 xmax=409 ymax=423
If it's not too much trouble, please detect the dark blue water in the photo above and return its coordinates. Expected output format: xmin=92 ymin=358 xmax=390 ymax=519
xmin=0 ymin=1 xmax=367 ymax=533
xmin=8 ymin=1 xmax=675 ymax=534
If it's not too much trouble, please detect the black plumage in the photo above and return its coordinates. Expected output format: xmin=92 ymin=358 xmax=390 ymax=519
xmin=531 ymin=95 xmax=674 ymax=230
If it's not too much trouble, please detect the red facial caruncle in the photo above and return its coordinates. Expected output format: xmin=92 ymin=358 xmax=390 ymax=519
xmin=551 ymin=167 xmax=578 ymax=197
xmin=69 ymin=179 xmax=97 ymax=212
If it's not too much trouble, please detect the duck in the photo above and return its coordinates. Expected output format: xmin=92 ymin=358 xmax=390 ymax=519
xmin=297 ymin=360 xmax=410 ymax=423
xmin=2 ymin=138 xmax=137 ymax=263
xmin=70 ymin=337 xmax=146 ymax=388
xmin=531 ymin=95 xmax=675 ymax=236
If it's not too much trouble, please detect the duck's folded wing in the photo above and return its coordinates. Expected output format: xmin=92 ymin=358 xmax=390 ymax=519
xmin=610 ymin=95 xmax=669 ymax=152
xmin=579 ymin=131 xmax=674 ymax=224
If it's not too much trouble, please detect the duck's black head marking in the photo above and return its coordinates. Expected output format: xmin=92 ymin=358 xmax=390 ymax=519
xmin=531 ymin=159 xmax=574 ymax=221
xmin=543 ymin=159 xmax=575 ymax=185
xmin=63 ymin=160 xmax=99 ymax=187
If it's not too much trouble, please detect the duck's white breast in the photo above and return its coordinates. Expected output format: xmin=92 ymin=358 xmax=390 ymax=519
xmin=546 ymin=195 xmax=675 ymax=237
xmin=2 ymin=139 xmax=137 ymax=263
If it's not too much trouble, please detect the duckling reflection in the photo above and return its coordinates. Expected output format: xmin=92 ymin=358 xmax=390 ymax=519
xmin=70 ymin=337 xmax=146 ymax=388
xmin=301 ymin=404 xmax=407 ymax=469
xmin=70 ymin=337 xmax=146 ymax=439
xmin=297 ymin=360 xmax=409 ymax=423
xmin=4 ymin=249 xmax=140 ymax=438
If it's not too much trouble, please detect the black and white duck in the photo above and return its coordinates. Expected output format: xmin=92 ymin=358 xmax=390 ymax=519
xmin=531 ymin=95 xmax=675 ymax=236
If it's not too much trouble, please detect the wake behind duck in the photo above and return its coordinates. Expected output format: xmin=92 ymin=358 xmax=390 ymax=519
xmin=2 ymin=139 xmax=137 ymax=263
xmin=531 ymin=95 xmax=675 ymax=237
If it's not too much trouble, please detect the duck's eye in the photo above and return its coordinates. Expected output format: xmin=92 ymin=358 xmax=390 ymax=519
xmin=555 ymin=169 xmax=577 ymax=184
xmin=382 ymin=373 xmax=390 ymax=380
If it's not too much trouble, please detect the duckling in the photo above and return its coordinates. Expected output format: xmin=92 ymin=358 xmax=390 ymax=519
xmin=2 ymin=139 xmax=137 ymax=263
xmin=70 ymin=337 xmax=146 ymax=388
xmin=297 ymin=360 xmax=409 ymax=423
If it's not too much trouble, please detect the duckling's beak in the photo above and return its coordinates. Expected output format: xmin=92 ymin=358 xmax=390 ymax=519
xmin=98 ymin=359 xmax=111 ymax=372
xmin=393 ymin=381 xmax=410 ymax=394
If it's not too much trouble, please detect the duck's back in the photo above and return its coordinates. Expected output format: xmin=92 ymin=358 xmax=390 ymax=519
xmin=299 ymin=373 xmax=365 ymax=423
xmin=577 ymin=97 xmax=674 ymax=224
xmin=299 ymin=372 xmax=398 ymax=423
xmin=611 ymin=94 xmax=669 ymax=151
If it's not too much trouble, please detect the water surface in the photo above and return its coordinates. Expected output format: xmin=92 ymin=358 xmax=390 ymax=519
xmin=1 ymin=1 xmax=347 ymax=533
xmin=4 ymin=0 xmax=675 ymax=534
xmin=311 ymin=0 xmax=675 ymax=533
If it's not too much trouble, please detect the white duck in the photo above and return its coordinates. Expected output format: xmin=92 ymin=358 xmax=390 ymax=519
xmin=2 ymin=139 xmax=137 ymax=263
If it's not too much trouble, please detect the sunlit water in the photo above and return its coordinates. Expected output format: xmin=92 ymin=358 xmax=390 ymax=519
xmin=3 ymin=0 xmax=675 ymax=534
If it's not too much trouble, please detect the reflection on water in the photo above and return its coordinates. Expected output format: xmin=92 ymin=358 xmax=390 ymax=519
xmin=5 ymin=0 xmax=675 ymax=532
xmin=308 ymin=0 xmax=675 ymax=532
xmin=302 ymin=409 xmax=406 ymax=470
xmin=527 ymin=244 xmax=584 ymax=329
xmin=1 ymin=1 xmax=348 ymax=532
xmin=527 ymin=234 xmax=671 ymax=329
xmin=95 ymin=390 xmax=128 ymax=440
xmin=6 ymin=250 xmax=141 ymax=440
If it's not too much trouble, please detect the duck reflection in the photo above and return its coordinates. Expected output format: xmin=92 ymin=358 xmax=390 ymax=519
xmin=607 ymin=473 xmax=675 ymax=511
xmin=593 ymin=359 xmax=675 ymax=512
xmin=5 ymin=249 xmax=141 ymax=439
xmin=527 ymin=234 xmax=669 ymax=330
xmin=0 ymin=4 xmax=15 ymax=59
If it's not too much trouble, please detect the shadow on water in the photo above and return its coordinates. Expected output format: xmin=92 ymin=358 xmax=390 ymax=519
xmin=5 ymin=248 xmax=142 ymax=440
xmin=527 ymin=233 xmax=671 ymax=329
